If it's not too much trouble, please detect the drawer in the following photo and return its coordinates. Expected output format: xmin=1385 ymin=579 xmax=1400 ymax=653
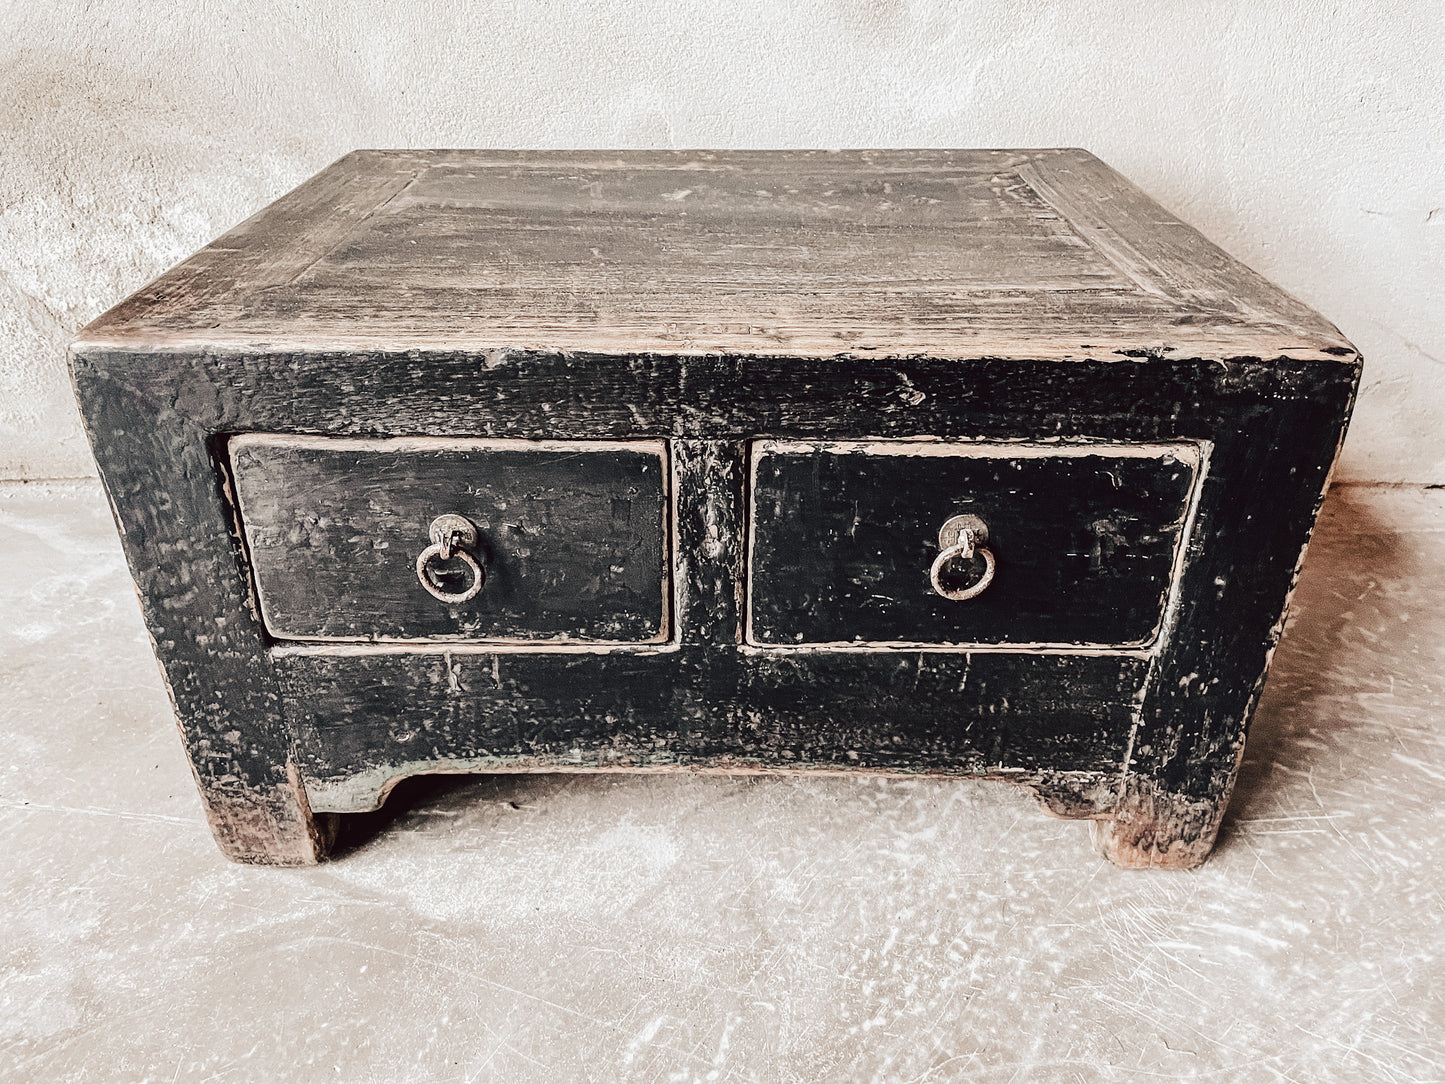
xmin=747 ymin=439 xmax=1202 ymax=649
xmin=228 ymin=435 xmax=669 ymax=643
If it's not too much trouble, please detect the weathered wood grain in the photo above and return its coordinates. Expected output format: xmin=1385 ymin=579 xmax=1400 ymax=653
xmin=69 ymin=150 xmax=1361 ymax=868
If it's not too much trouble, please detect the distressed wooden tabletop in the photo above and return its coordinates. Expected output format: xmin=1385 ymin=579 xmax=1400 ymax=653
xmin=75 ymin=148 xmax=1351 ymax=362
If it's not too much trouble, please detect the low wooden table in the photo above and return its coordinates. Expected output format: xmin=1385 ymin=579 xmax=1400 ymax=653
xmin=70 ymin=149 xmax=1359 ymax=868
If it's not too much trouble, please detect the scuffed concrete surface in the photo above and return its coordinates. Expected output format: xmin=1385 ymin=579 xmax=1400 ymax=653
xmin=1 ymin=0 xmax=1443 ymax=482
xmin=0 ymin=479 xmax=1442 ymax=1081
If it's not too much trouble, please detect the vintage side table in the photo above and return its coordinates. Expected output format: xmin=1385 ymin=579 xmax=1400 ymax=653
xmin=70 ymin=150 xmax=1359 ymax=869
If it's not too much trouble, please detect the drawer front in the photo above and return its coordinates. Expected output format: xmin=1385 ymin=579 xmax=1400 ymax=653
xmin=748 ymin=440 xmax=1201 ymax=649
xmin=229 ymin=435 xmax=668 ymax=643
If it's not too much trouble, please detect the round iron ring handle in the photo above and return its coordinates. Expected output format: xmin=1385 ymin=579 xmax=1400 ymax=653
xmin=929 ymin=514 xmax=996 ymax=601
xmin=929 ymin=540 xmax=996 ymax=601
xmin=415 ymin=543 xmax=485 ymax=604
xmin=415 ymin=513 xmax=485 ymax=604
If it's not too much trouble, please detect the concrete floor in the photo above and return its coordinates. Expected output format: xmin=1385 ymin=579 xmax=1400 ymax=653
xmin=0 ymin=479 xmax=1441 ymax=1083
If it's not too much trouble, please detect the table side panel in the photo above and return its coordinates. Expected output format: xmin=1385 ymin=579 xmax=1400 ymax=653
xmin=70 ymin=339 xmax=1360 ymax=865
xmin=276 ymin=648 xmax=1149 ymax=814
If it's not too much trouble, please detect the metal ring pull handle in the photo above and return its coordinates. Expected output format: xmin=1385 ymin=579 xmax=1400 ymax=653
xmin=416 ymin=513 xmax=485 ymax=604
xmin=929 ymin=514 xmax=996 ymax=601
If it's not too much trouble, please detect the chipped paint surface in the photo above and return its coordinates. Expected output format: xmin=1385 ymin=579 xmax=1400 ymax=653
xmin=2 ymin=478 xmax=1442 ymax=1080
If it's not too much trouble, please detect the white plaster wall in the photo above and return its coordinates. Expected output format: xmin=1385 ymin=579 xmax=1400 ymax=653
xmin=1 ymin=0 xmax=1440 ymax=482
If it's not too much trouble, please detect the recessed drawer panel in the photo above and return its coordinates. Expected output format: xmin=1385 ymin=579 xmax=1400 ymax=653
xmin=748 ymin=440 xmax=1201 ymax=649
xmin=229 ymin=435 xmax=668 ymax=643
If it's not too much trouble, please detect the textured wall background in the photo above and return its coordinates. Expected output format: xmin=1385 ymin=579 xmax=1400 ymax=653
xmin=1 ymin=0 xmax=1440 ymax=482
